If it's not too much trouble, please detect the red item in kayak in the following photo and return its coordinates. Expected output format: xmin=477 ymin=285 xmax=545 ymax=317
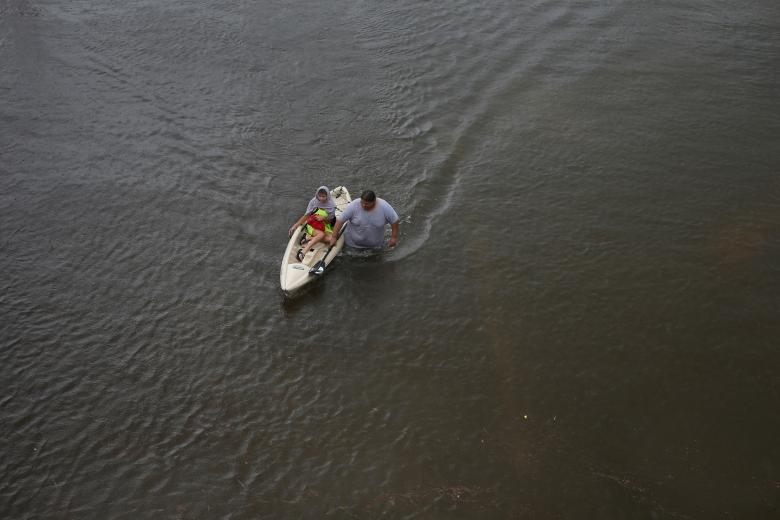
xmin=306 ymin=214 xmax=325 ymax=231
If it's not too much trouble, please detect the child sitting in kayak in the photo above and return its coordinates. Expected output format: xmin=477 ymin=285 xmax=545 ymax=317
xmin=287 ymin=186 xmax=336 ymax=262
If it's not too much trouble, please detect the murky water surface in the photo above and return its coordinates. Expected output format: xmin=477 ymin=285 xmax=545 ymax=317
xmin=2 ymin=0 xmax=779 ymax=517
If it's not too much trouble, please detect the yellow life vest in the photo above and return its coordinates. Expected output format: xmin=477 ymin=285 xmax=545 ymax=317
xmin=305 ymin=208 xmax=333 ymax=235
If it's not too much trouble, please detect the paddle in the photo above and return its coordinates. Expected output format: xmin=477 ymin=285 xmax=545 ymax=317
xmin=309 ymin=222 xmax=347 ymax=276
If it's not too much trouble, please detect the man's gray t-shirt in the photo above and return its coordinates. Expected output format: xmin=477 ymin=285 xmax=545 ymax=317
xmin=339 ymin=198 xmax=399 ymax=249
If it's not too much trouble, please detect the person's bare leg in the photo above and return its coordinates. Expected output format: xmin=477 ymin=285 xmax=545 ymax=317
xmin=301 ymin=230 xmax=325 ymax=257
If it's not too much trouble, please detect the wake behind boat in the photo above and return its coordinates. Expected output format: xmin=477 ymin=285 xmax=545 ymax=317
xmin=280 ymin=186 xmax=351 ymax=295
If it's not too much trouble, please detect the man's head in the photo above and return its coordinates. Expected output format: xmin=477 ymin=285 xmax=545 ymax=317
xmin=360 ymin=190 xmax=377 ymax=210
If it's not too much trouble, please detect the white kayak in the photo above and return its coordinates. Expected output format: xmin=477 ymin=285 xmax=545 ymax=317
xmin=280 ymin=186 xmax=352 ymax=294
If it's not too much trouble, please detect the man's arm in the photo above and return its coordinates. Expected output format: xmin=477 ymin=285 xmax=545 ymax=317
xmin=329 ymin=218 xmax=344 ymax=245
xmin=388 ymin=221 xmax=399 ymax=248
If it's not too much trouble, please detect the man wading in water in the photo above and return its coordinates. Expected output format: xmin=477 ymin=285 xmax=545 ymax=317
xmin=329 ymin=190 xmax=399 ymax=250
